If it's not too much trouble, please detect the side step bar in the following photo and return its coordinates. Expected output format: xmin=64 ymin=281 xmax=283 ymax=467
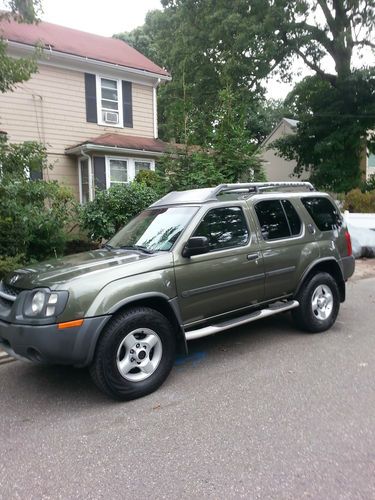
xmin=185 ymin=300 xmax=299 ymax=341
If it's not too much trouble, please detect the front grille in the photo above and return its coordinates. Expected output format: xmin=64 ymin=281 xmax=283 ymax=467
xmin=0 ymin=296 xmax=11 ymax=308
xmin=1 ymin=283 xmax=21 ymax=297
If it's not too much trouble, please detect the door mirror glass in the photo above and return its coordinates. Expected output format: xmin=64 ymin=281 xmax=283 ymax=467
xmin=182 ymin=236 xmax=210 ymax=258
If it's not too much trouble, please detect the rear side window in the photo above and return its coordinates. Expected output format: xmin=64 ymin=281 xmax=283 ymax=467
xmin=255 ymin=199 xmax=302 ymax=240
xmin=301 ymin=197 xmax=342 ymax=231
xmin=255 ymin=200 xmax=290 ymax=240
xmin=193 ymin=206 xmax=249 ymax=251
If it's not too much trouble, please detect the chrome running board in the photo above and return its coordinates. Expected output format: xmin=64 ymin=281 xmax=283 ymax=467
xmin=185 ymin=300 xmax=299 ymax=341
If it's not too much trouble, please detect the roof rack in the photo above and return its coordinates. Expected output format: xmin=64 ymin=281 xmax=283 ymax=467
xmin=210 ymin=181 xmax=315 ymax=200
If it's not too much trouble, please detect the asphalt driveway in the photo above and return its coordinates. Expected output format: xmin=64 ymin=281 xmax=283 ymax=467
xmin=0 ymin=275 xmax=374 ymax=499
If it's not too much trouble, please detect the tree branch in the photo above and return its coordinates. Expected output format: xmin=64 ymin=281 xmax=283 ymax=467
xmin=317 ymin=0 xmax=337 ymax=35
xmin=353 ymin=40 xmax=375 ymax=50
xmin=295 ymin=49 xmax=337 ymax=85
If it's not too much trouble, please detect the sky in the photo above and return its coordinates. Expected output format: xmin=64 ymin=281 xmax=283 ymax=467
xmin=41 ymin=0 xmax=163 ymax=37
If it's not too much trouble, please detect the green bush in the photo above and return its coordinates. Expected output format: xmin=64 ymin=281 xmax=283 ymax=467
xmin=79 ymin=182 xmax=158 ymax=241
xmin=343 ymin=188 xmax=375 ymax=213
xmin=134 ymin=169 xmax=161 ymax=189
xmin=0 ymin=179 xmax=77 ymax=262
xmin=0 ymin=255 xmax=25 ymax=281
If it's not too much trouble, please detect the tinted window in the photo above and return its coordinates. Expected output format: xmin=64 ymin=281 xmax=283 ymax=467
xmin=255 ymin=200 xmax=290 ymax=240
xmin=282 ymin=199 xmax=302 ymax=235
xmin=301 ymin=197 xmax=342 ymax=231
xmin=193 ymin=207 xmax=249 ymax=251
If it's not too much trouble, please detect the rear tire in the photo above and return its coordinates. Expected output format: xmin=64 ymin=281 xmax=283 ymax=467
xmin=292 ymin=272 xmax=340 ymax=333
xmin=90 ymin=307 xmax=176 ymax=400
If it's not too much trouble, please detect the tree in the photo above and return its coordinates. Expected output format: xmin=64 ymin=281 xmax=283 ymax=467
xmin=156 ymin=89 xmax=265 ymax=192
xmin=273 ymin=72 xmax=375 ymax=191
xmin=117 ymin=1 xmax=375 ymax=191
xmin=0 ymin=0 xmax=41 ymax=93
xmin=246 ymin=99 xmax=290 ymax=146
xmin=115 ymin=2 xmax=280 ymax=146
xmin=259 ymin=0 xmax=375 ymax=191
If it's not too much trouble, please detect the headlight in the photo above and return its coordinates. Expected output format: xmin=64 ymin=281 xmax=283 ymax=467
xmin=24 ymin=290 xmax=69 ymax=319
xmin=31 ymin=291 xmax=46 ymax=315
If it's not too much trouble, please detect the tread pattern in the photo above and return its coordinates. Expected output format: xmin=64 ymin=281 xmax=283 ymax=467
xmin=292 ymin=272 xmax=340 ymax=333
xmin=89 ymin=307 xmax=176 ymax=400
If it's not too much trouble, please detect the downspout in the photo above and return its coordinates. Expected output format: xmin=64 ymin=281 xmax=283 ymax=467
xmin=81 ymin=148 xmax=94 ymax=201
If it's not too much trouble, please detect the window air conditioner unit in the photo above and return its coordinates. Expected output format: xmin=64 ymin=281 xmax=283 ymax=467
xmin=104 ymin=111 xmax=119 ymax=124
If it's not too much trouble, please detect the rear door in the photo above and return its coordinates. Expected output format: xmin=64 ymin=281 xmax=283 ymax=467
xmin=173 ymin=204 xmax=265 ymax=326
xmin=251 ymin=197 xmax=319 ymax=300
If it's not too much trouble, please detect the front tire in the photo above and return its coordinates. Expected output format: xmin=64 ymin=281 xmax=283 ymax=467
xmin=292 ymin=272 xmax=340 ymax=333
xmin=90 ymin=307 xmax=176 ymax=400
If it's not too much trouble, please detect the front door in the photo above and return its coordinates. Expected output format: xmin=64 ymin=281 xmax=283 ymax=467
xmin=174 ymin=205 xmax=265 ymax=326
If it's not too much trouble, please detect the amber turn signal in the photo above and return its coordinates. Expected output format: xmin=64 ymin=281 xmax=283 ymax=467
xmin=57 ymin=319 xmax=84 ymax=330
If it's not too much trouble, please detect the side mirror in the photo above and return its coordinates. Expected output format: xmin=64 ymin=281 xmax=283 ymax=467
xmin=182 ymin=236 xmax=210 ymax=258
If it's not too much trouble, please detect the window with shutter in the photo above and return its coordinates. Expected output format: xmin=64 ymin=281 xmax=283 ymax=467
xmin=84 ymin=73 xmax=97 ymax=123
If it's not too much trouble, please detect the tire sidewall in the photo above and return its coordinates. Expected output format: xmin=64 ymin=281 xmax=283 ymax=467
xmin=98 ymin=308 xmax=176 ymax=400
xmin=297 ymin=272 xmax=340 ymax=333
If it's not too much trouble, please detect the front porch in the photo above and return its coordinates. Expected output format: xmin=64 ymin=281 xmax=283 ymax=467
xmin=66 ymin=133 xmax=172 ymax=203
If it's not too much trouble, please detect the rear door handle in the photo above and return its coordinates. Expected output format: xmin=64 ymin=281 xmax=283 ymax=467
xmin=247 ymin=252 xmax=260 ymax=261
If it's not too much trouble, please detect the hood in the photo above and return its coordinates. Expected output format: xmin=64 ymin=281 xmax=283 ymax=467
xmin=5 ymin=249 xmax=168 ymax=290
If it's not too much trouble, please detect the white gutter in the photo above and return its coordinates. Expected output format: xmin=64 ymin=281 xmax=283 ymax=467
xmin=66 ymin=143 xmax=166 ymax=157
xmin=80 ymin=148 xmax=94 ymax=201
xmin=6 ymin=40 xmax=172 ymax=82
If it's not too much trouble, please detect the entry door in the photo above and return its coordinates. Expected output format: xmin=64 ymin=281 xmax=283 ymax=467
xmin=174 ymin=206 xmax=265 ymax=326
xmin=252 ymin=198 xmax=319 ymax=300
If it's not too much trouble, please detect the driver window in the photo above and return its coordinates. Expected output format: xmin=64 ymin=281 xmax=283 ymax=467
xmin=193 ymin=207 xmax=249 ymax=251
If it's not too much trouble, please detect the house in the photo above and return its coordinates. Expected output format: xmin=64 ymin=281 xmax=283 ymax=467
xmin=260 ymin=118 xmax=375 ymax=183
xmin=259 ymin=118 xmax=302 ymax=182
xmin=0 ymin=17 xmax=171 ymax=202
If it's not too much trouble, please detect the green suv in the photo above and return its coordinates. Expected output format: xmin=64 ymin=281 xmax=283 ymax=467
xmin=0 ymin=182 xmax=355 ymax=400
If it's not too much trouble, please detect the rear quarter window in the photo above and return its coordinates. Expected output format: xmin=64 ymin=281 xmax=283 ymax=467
xmin=301 ymin=197 xmax=342 ymax=231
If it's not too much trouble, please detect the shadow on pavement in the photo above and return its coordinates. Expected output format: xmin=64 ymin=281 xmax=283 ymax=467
xmin=1 ymin=312 xmax=301 ymax=409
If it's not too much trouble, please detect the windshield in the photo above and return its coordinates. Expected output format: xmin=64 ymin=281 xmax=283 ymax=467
xmin=108 ymin=206 xmax=198 ymax=252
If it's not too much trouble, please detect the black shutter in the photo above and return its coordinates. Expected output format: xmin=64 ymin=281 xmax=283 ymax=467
xmin=85 ymin=73 xmax=97 ymax=123
xmin=93 ymin=156 xmax=106 ymax=191
xmin=122 ymin=81 xmax=133 ymax=128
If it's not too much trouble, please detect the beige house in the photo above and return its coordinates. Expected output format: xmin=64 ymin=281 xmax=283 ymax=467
xmin=261 ymin=118 xmax=375 ymax=182
xmin=0 ymin=18 xmax=172 ymax=202
xmin=259 ymin=118 xmax=303 ymax=182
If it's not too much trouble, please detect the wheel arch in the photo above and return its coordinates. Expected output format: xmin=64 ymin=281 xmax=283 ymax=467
xmin=103 ymin=293 xmax=187 ymax=355
xmin=295 ymin=258 xmax=346 ymax=302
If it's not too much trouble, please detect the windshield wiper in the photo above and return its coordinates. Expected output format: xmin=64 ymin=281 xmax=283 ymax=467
xmin=103 ymin=243 xmax=114 ymax=250
xmin=119 ymin=245 xmax=154 ymax=254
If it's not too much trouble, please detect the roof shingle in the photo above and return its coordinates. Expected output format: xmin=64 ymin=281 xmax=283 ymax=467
xmin=0 ymin=17 xmax=169 ymax=77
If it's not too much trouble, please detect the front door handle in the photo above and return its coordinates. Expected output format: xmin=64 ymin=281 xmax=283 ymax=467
xmin=247 ymin=252 xmax=260 ymax=261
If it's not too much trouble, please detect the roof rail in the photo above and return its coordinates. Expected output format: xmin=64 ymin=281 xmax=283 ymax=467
xmin=210 ymin=181 xmax=315 ymax=199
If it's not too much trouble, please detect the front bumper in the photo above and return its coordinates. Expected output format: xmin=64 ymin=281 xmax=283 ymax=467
xmin=0 ymin=315 xmax=110 ymax=367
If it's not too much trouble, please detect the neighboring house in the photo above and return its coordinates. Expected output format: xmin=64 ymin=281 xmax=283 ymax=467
xmin=0 ymin=18 xmax=171 ymax=202
xmin=259 ymin=118 xmax=302 ymax=182
xmin=260 ymin=118 xmax=375 ymax=182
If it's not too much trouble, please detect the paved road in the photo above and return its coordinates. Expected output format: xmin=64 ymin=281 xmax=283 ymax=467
xmin=0 ymin=277 xmax=375 ymax=500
